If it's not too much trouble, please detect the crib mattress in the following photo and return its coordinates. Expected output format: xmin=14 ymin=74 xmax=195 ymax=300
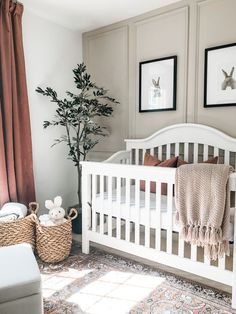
xmin=93 ymin=185 xmax=235 ymax=241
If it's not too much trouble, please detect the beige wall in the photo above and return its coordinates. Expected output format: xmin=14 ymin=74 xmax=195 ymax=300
xmin=84 ymin=26 xmax=129 ymax=156
xmin=24 ymin=9 xmax=82 ymax=209
xmin=83 ymin=0 xmax=236 ymax=159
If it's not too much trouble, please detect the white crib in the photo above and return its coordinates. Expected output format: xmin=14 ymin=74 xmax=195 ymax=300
xmin=81 ymin=123 xmax=236 ymax=309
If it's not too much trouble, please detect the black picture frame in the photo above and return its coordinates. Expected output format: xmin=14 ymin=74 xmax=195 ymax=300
xmin=204 ymin=43 xmax=236 ymax=108
xmin=139 ymin=56 xmax=177 ymax=113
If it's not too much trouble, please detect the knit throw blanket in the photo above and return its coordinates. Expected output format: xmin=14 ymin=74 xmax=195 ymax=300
xmin=175 ymin=163 xmax=233 ymax=260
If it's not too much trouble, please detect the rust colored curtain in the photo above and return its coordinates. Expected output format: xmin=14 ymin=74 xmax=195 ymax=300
xmin=0 ymin=0 xmax=35 ymax=206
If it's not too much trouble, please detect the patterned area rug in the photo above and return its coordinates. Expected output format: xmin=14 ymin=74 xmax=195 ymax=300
xmin=38 ymin=242 xmax=234 ymax=314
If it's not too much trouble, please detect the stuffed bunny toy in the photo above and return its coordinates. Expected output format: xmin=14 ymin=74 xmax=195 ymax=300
xmin=39 ymin=196 xmax=66 ymax=226
xmin=46 ymin=196 xmax=66 ymax=225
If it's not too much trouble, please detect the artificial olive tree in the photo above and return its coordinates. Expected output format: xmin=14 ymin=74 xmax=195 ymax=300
xmin=36 ymin=63 xmax=118 ymax=207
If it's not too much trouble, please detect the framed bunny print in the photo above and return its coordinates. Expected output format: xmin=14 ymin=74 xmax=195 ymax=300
xmin=204 ymin=43 xmax=236 ymax=107
xmin=139 ymin=56 xmax=177 ymax=112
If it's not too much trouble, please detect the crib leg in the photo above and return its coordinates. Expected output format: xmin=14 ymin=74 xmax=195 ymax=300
xmin=233 ymin=250 xmax=236 ymax=309
xmin=233 ymin=211 xmax=236 ymax=309
xmin=81 ymin=170 xmax=92 ymax=255
xmin=233 ymin=290 xmax=236 ymax=310
xmin=82 ymin=234 xmax=90 ymax=254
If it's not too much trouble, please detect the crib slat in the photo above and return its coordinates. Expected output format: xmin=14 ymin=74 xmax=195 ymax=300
xmin=175 ymin=143 xmax=179 ymax=157
xmin=167 ymin=183 xmax=173 ymax=254
xmin=100 ymin=176 xmax=104 ymax=235
xmin=184 ymin=143 xmax=189 ymax=161
xmin=92 ymin=174 xmax=97 ymax=232
xmin=116 ymin=177 xmax=121 ymax=240
xmin=145 ymin=180 xmax=150 ymax=248
xmin=193 ymin=143 xmax=198 ymax=163
xmin=155 ymin=182 xmax=161 ymax=251
xmin=135 ymin=179 xmax=140 ymax=245
xmin=112 ymin=176 xmax=116 ymax=190
xmin=214 ymin=147 xmax=219 ymax=157
xmin=224 ymin=150 xmax=230 ymax=165
xmin=166 ymin=144 xmax=171 ymax=159
xmin=142 ymin=149 xmax=146 ymax=164
xmin=204 ymin=254 xmax=211 ymax=266
xmin=125 ymin=178 xmax=131 ymax=242
xmin=150 ymin=148 xmax=154 ymax=156
xmin=203 ymin=144 xmax=208 ymax=161
xmin=191 ymin=245 xmax=197 ymax=262
xmin=135 ymin=149 xmax=139 ymax=165
xmin=178 ymin=238 xmax=185 ymax=258
xmin=108 ymin=176 xmax=112 ymax=237
xmin=218 ymin=255 xmax=226 ymax=270
xmin=158 ymin=146 xmax=162 ymax=160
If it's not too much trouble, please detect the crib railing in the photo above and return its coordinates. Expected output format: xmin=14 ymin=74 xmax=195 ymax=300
xmin=104 ymin=150 xmax=131 ymax=164
xmin=125 ymin=124 xmax=236 ymax=169
xmin=81 ymin=161 xmax=236 ymax=309
xmin=82 ymin=162 xmax=175 ymax=243
xmin=82 ymin=161 xmax=175 ymax=249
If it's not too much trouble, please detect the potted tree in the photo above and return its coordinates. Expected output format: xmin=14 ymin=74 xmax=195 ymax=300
xmin=36 ymin=63 xmax=119 ymax=233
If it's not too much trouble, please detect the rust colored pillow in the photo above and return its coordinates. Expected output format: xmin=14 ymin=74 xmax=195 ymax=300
xmin=140 ymin=156 xmax=178 ymax=195
xmin=159 ymin=156 xmax=178 ymax=195
xmin=143 ymin=152 xmax=161 ymax=166
xmin=140 ymin=153 xmax=161 ymax=193
xmin=159 ymin=156 xmax=178 ymax=168
xmin=177 ymin=156 xmax=218 ymax=167
xmin=177 ymin=158 xmax=188 ymax=166
xmin=203 ymin=156 xmax=218 ymax=164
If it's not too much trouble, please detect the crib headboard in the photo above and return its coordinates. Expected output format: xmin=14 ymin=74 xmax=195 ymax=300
xmin=125 ymin=123 xmax=236 ymax=168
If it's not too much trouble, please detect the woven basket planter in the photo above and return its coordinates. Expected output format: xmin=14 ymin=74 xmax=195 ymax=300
xmin=35 ymin=208 xmax=77 ymax=263
xmin=0 ymin=202 xmax=39 ymax=248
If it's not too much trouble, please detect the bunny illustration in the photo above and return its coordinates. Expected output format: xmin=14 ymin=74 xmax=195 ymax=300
xmin=41 ymin=196 xmax=66 ymax=225
xmin=221 ymin=67 xmax=236 ymax=90
xmin=152 ymin=77 xmax=161 ymax=97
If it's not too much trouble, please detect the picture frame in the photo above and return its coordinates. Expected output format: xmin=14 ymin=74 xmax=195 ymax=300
xmin=204 ymin=43 xmax=236 ymax=108
xmin=139 ymin=56 xmax=177 ymax=113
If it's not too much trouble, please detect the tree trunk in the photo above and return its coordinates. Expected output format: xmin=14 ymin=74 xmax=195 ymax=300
xmin=77 ymin=164 xmax=82 ymax=208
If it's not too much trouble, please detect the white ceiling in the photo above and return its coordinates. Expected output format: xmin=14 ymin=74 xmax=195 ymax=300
xmin=21 ymin=0 xmax=181 ymax=32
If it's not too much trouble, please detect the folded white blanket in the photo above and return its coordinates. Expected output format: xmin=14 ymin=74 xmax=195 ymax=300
xmin=0 ymin=203 xmax=28 ymax=219
xmin=0 ymin=213 xmax=19 ymax=222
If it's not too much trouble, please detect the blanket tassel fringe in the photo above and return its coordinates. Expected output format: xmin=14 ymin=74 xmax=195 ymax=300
xmin=179 ymin=224 xmax=230 ymax=261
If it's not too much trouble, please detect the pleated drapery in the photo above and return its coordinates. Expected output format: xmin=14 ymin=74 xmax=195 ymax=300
xmin=0 ymin=0 xmax=35 ymax=205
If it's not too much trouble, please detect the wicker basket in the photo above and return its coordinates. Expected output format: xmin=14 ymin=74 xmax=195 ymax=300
xmin=35 ymin=208 xmax=77 ymax=263
xmin=0 ymin=202 xmax=39 ymax=248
